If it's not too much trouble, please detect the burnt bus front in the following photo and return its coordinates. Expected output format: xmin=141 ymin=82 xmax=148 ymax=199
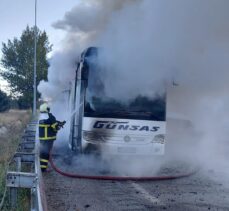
xmin=69 ymin=47 xmax=166 ymax=155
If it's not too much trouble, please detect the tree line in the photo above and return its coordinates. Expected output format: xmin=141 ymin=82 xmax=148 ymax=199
xmin=0 ymin=26 xmax=51 ymax=112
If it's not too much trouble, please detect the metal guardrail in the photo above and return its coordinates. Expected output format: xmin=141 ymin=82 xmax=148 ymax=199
xmin=5 ymin=120 xmax=47 ymax=211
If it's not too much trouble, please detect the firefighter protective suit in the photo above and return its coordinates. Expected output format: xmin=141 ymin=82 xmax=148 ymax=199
xmin=39 ymin=104 xmax=65 ymax=172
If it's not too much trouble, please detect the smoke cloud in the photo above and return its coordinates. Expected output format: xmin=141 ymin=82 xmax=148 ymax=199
xmin=38 ymin=0 xmax=229 ymax=178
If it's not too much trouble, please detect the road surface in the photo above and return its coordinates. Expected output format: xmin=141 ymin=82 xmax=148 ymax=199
xmin=43 ymin=151 xmax=229 ymax=211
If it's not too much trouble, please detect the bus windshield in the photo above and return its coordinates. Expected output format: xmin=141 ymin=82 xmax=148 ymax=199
xmin=83 ymin=48 xmax=166 ymax=121
xmin=85 ymin=95 xmax=166 ymax=121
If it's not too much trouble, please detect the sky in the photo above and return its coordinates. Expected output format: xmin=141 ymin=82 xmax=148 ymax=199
xmin=0 ymin=0 xmax=78 ymax=91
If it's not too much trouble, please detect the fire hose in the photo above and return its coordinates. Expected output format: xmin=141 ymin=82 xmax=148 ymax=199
xmin=49 ymin=152 xmax=199 ymax=181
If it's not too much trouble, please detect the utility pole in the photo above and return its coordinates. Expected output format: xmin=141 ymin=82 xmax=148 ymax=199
xmin=33 ymin=0 xmax=37 ymax=116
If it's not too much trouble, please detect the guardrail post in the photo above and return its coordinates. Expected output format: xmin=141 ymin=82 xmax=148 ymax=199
xmin=10 ymin=188 xmax=17 ymax=208
xmin=9 ymin=156 xmax=21 ymax=208
xmin=31 ymin=186 xmax=38 ymax=211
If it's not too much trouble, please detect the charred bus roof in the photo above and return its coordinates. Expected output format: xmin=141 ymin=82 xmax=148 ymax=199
xmin=80 ymin=47 xmax=98 ymax=61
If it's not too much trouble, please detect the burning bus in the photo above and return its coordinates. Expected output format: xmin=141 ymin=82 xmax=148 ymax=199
xmin=68 ymin=47 xmax=166 ymax=156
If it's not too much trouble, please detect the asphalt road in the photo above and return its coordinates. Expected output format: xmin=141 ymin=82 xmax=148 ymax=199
xmin=43 ymin=160 xmax=229 ymax=211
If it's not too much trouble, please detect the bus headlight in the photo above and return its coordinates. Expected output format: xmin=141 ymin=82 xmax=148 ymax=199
xmin=152 ymin=134 xmax=165 ymax=144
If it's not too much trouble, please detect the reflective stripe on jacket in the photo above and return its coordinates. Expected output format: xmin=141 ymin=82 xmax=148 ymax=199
xmin=39 ymin=113 xmax=58 ymax=141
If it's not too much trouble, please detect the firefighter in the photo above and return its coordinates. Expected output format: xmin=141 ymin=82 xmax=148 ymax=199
xmin=39 ymin=103 xmax=66 ymax=172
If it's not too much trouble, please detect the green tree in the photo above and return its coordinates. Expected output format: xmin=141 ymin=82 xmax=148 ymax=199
xmin=0 ymin=89 xmax=10 ymax=112
xmin=0 ymin=26 xmax=52 ymax=108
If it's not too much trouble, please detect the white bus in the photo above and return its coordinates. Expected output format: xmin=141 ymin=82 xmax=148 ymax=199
xmin=69 ymin=47 xmax=166 ymax=156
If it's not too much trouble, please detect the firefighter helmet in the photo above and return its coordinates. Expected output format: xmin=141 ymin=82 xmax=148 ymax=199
xmin=39 ymin=103 xmax=50 ymax=113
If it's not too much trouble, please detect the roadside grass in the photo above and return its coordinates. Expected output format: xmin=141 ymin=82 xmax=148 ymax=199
xmin=0 ymin=110 xmax=31 ymax=210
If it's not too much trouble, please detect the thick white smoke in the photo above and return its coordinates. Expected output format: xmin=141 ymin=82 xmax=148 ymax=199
xmin=38 ymin=0 xmax=229 ymax=178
